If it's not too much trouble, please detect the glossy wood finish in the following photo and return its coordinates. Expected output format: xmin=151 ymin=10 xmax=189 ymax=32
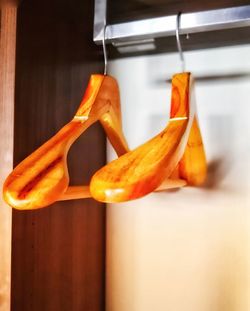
xmin=11 ymin=0 xmax=106 ymax=310
xmin=4 ymin=75 xmax=128 ymax=210
xmin=0 ymin=3 xmax=17 ymax=310
xmin=178 ymin=117 xmax=207 ymax=185
xmin=90 ymin=73 xmax=195 ymax=203
xmin=90 ymin=73 xmax=207 ymax=203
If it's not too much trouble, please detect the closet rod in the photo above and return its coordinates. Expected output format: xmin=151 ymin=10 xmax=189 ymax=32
xmin=93 ymin=4 xmax=250 ymax=45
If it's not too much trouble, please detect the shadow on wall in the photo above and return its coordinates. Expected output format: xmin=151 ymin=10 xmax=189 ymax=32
xmin=147 ymin=112 xmax=235 ymax=191
xmin=202 ymin=158 xmax=227 ymax=190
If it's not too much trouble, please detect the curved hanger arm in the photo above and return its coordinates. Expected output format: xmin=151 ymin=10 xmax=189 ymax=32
xmin=89 ymin=72 xmax=194 ymax=203
xmin=60 ymin=176 xmax=187 ymax=201
xmin=3 ymin=75 xmax=129 ymax=209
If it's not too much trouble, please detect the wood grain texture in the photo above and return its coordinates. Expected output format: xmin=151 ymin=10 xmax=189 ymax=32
xmin=11 ymin=0 xmax=106 ymax=310
xmin=90 ymin=73 xmax=192 ymax=203
xmin=4 ymin=75 xmax=128 ymax=210
xmin=0 ymin=3 xmax=17 ymax=311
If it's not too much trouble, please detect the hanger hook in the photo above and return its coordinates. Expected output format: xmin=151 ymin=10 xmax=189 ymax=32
xmin=176 ymin=12 xmax=185 ymax=72
xmin=102 ymin=24 xmax=108 ymax=75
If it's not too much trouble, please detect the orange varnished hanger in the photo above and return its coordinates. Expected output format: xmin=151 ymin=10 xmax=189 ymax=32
xmin=3 ymin=74 xmax=129 ymax=209
xmin=178 ymin=116 xmax=207 ymax=185
xmin=89 ymin=15 xmax=207 ymax=204
xmin=89 ymin=72 xmax=206 ymax=203
xmin=173 ymin=13 xmax=207 ymax=186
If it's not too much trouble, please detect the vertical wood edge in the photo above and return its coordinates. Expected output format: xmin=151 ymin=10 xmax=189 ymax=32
xmin=0 ymin=4 xmax=17 ymax=311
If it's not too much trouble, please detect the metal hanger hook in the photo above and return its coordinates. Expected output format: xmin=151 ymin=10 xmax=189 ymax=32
xmin=176 ymin=12 xmax=185 ymax=72
xmin=102 ymin=24 xmax=108 ymax=75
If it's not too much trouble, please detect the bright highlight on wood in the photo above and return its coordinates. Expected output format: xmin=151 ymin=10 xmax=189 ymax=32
xmin=3 ymin=75 xmax=129 ymax=209
xmin=89 ymin=72 xmax=207 ymax=203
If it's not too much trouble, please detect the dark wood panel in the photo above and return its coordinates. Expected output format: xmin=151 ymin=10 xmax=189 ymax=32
xmin=108 ymin=0 xmax=250 ymax=23
xmin=11 ymin=0 xmax=106 ymax=310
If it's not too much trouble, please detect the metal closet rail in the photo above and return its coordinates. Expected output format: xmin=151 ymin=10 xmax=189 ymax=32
xmin=93 ymin=3 xmax=250 ymax=46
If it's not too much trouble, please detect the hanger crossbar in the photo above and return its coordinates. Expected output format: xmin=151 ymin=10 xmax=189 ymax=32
xmin=93 ymin=4 xmax=250 ymax=46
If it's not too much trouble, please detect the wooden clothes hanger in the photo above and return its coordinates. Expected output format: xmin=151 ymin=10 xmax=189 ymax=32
xmin=3 ymin=23 xmax=133 ymax=210
xmin=3 ymin=74 xmax=129 ymax=209
xmin=89 ymin=72 xmax=207 ymax=203
xmin=89 ymin=14 xmax=206 ymax=203
xmin=174 ymin=13 xmax=207 ymax=186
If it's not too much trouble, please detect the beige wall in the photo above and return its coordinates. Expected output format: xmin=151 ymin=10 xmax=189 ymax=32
xmin=106 ymin=45 xmax=250 ymax=311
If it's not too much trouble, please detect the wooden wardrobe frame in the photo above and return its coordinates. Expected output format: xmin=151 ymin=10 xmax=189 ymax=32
xmin=0 ymin=2 xmax=17 ymax=310
xmin=1 ymin=0 xmax=106 ymax=310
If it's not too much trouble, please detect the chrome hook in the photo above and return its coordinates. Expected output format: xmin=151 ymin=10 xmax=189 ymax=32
xmin=176 ymin=12 xmax=185 ymax=72
xmin=102 ymin=24 xmax=108 ymax=75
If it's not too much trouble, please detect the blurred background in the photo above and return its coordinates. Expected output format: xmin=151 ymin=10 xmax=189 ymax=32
xmin=106 ymin=45 xmax=250 ymax=311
